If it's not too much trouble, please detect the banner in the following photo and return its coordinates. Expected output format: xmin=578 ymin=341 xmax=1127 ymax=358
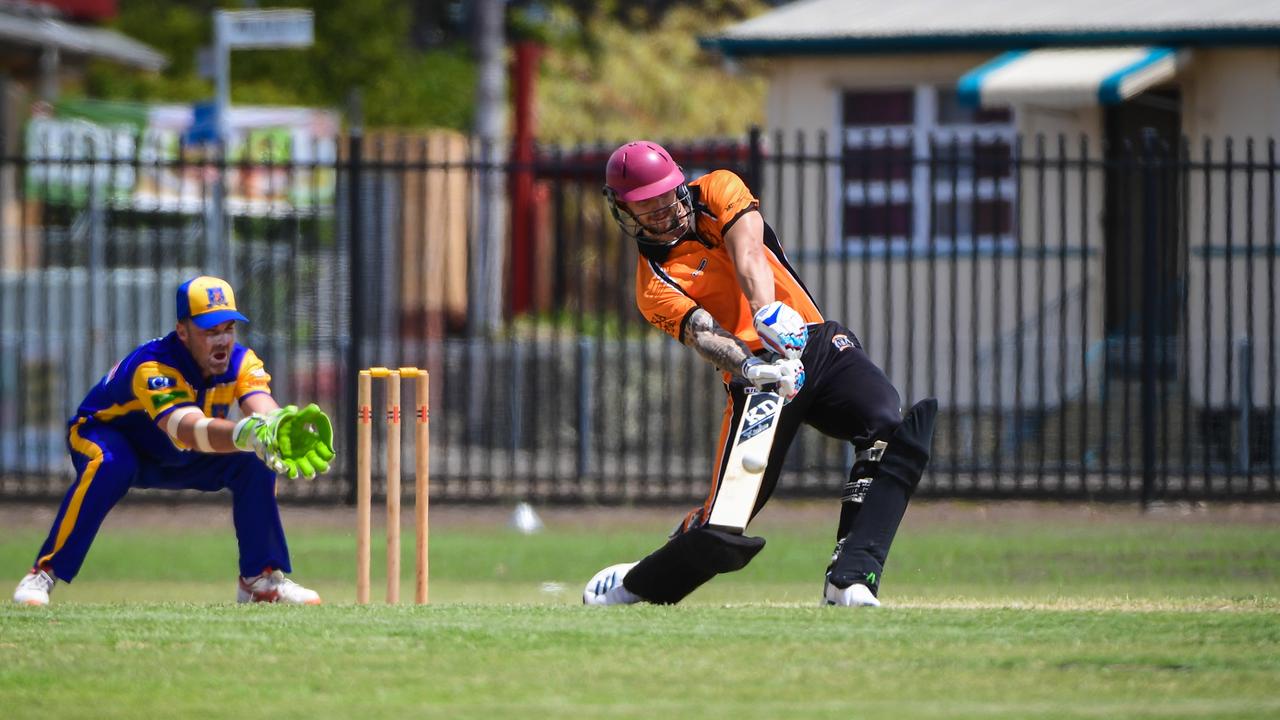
xmin=25 ymin=99 xmax=340 ymax=216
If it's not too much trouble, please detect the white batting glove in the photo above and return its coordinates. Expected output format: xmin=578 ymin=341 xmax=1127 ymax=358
xmin=741 ymin=357 xmax=806 ymax=404
xmin=753 ymin=301 xmax=808 ymax=359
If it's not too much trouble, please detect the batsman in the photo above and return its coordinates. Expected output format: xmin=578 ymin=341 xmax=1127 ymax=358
xmin=584 ymin=141 xmax=938 ymax=607
xmin=12 ymin=276 xmax=335 ymax=606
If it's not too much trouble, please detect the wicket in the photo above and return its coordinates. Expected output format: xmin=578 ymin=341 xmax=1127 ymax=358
xmin=356 ymin=366 xmax=430 ymax=605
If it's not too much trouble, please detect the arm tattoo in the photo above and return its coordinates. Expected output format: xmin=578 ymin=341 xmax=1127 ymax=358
xmin=681 ymin=308 xmax=752 ymax=376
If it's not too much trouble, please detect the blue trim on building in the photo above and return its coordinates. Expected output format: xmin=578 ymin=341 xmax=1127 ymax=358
xmin=1192 ymin=245 xmax=1280 ymax=258
xmin=1097 ymin=47 xmax=1175 ymax=104
xmin=701 ymin=28 xmax=1280 ymax=57
xmin=957 ymin=50 xmax=1027 ymax=107
xmin=794 ymin=241 xmax=1102 ymax=261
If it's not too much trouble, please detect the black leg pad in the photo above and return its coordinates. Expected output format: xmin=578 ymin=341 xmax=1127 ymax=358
xmin=622 ymin=527 xmax=766 ymax=604
xmin=878 ymin=398 xmax=938 ymax=491
xmin=828 ymin=398 xmax=938 ymax=594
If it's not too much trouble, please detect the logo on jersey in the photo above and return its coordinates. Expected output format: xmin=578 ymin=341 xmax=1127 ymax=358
xmin=691 ymin=258 xmax=708 ymax=278
xmin=648 ymin=313 xmax=679 ymax=337
xmin=210 ymin=403 xmax=230 ymax=418
xmin=150 ymin=390 xmax=190 ymax=409
xmin=206 ymin=287 xmax=228 ymax=308
xmin=832 ymin=334 xmax=855 ymax=352
xmin=146 ymin=375 xmax=176 ymax=390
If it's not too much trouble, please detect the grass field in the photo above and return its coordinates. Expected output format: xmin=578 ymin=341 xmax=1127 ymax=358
xmin=1 ymin=499 xmax=1278 ymax=718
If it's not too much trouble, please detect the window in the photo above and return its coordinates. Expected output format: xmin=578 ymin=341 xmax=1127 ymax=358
xmin=841 ymin=87 xmax=1016 ymax=252
xmin=843 ymin=89 xmax=914 ymax=126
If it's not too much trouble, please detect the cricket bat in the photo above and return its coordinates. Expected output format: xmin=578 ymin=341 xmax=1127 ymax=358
xmin=706 ymin=390 xmax=784 ymax=533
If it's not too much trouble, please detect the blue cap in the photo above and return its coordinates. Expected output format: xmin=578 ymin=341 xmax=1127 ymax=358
xmin=176 ymin=276 xmax=250 ymax=329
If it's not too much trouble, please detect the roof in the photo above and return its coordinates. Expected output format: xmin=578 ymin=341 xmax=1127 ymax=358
xmin=0 ymin=10 xmax=166 ymax=70
xmin=705 ymin=0 xmax=1280 ymax=56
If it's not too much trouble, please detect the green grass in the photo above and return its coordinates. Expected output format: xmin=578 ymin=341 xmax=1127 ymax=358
xmin=1 ymin=501 xmax=1277 ymax=718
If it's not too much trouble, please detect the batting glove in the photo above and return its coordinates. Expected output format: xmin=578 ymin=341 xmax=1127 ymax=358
xmin=741 ymin=357 xmax=805 ymax=404
xmin=753 ymin=301 xmax=808 ymax=359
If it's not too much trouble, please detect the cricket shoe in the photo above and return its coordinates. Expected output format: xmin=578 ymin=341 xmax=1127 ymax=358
xmin=823 ymin=579 xmax=881 ymax=607
xmin=13 ymin=568 xmax=55 ymax=606
xmin=237 ymin=569 xmax=322 ymax=605
xmin=582 ymin=562 xmax=641 ymax=606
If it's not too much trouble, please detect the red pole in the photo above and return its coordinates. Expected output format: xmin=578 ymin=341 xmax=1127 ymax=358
xmin=509 ymin=40 xmax=543 ymax=316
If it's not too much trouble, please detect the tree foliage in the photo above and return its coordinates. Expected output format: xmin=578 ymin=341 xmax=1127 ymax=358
xmin=533 ymin=0 xmax=768 ymax=142
xmin=86 ymin=0 xmax=475 ymax=129
xmin=81 ymin=0 xmax=767 ymax=139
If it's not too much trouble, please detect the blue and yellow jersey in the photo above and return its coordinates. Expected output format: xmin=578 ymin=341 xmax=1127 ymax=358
xmin=72 ymin=333 xmax=272 ymax=465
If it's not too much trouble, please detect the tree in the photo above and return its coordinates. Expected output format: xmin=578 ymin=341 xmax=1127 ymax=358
xmin=533 ymin=0 xmax=768 ymax=142
xmin=86 ymin=0 xmax=475 ymax=129
xmin=81 ymin=0 xmax=768 ymax=138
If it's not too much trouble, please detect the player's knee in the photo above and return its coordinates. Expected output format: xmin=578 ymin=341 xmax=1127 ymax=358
xmin=865 ymin=402 xmax=903 ymax=441
xmin=93 ymin=451 xmax=138 ymax=492
xmin=879 ymin=398 xmax=938 ymax=491
xmin=845 ymin=398 xmax=935 ymax=500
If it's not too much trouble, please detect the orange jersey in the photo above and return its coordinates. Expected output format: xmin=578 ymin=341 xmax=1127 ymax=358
xmin=635 ymin=169 xmax=823 ymax=351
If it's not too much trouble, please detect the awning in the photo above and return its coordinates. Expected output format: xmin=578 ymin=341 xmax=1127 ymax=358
xmin=957 ymin=47 xmax=1183 ymax=109
xmin=0 ymin=12 xmax=166 ymax=71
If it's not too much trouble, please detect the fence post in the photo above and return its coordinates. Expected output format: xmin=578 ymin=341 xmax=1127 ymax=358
xmin=1238 ymin=337 xmax=1252 ymax=474
xmin=577 ymin=336 xmax=593 ymax=480
xmin=747 ymin=125 xmax=763 ymax=197
xmin=1140 ymin=135 xmax=1159 ymax=508
xmin=344 ymin=115 xmax=365 ymax=505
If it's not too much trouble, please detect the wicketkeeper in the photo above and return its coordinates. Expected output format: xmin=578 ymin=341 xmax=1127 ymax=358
xmin=583 ymin=141 xmax=937 ymax=607
xmin=12 ymin=276 xmax=335 ymax=606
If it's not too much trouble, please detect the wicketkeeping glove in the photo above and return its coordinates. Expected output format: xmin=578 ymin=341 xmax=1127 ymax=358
xmin=272 ymin=403 xmax=335 ymax=481
xmin=753 ymin=301 xmax=808 ymax=359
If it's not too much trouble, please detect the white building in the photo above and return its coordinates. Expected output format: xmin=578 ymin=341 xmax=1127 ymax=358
xmin=707 ymin=0 xmax=1279 ymax=423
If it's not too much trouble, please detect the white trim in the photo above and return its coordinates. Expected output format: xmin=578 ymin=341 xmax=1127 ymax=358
xmin=839 ymin=235 xmax=1018 ymax=255
xmin=646 ymin=259 xmax=692 ymax=299
xmin=913 ymin=87 xmax=938 ymax=245
xmin=931 ymin=126 xmax=1018 ymax=142
xmin=844 ymin=180 xmax=912 ymax=204
xmin=931 ymin=180 xmax=1016 ymax=202
xmin=844 ymin=127 xmax=913 ymax=147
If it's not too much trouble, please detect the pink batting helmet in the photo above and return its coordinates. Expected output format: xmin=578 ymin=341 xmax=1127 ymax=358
xmin=603 ymin=140 xmax=694 ymax=247
xmin=604 ymin=141 xmax=686 ymax=202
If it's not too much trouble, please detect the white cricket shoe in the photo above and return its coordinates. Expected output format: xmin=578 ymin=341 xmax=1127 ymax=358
xmin=237 ymin=569 xmax=322 ymax=605
xmin=582 ymin=562 xmax=641 ymax=606
xmin=13 ymin=568 xmax=55 ymax=606
xmin=823 ymin=580 xmax=881 ymax=607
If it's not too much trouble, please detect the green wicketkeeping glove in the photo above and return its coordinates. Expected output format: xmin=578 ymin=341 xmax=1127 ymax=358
xmin=273 ymin=403 xmax=335 ymax=480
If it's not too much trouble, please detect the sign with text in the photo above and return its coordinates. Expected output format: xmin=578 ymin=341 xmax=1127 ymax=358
xmin=219 ymin=9 xmax=314 ymax=49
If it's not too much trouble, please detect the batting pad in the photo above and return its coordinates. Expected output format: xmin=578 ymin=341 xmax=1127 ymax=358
xmin=623 ymin=527 xmax=766 ymax=604
xmin=828 ymin=398 xmax=939 ymax=593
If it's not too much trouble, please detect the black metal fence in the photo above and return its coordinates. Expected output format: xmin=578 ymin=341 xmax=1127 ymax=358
xmin=1 ymin=127 xmax=1276 ymax=504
